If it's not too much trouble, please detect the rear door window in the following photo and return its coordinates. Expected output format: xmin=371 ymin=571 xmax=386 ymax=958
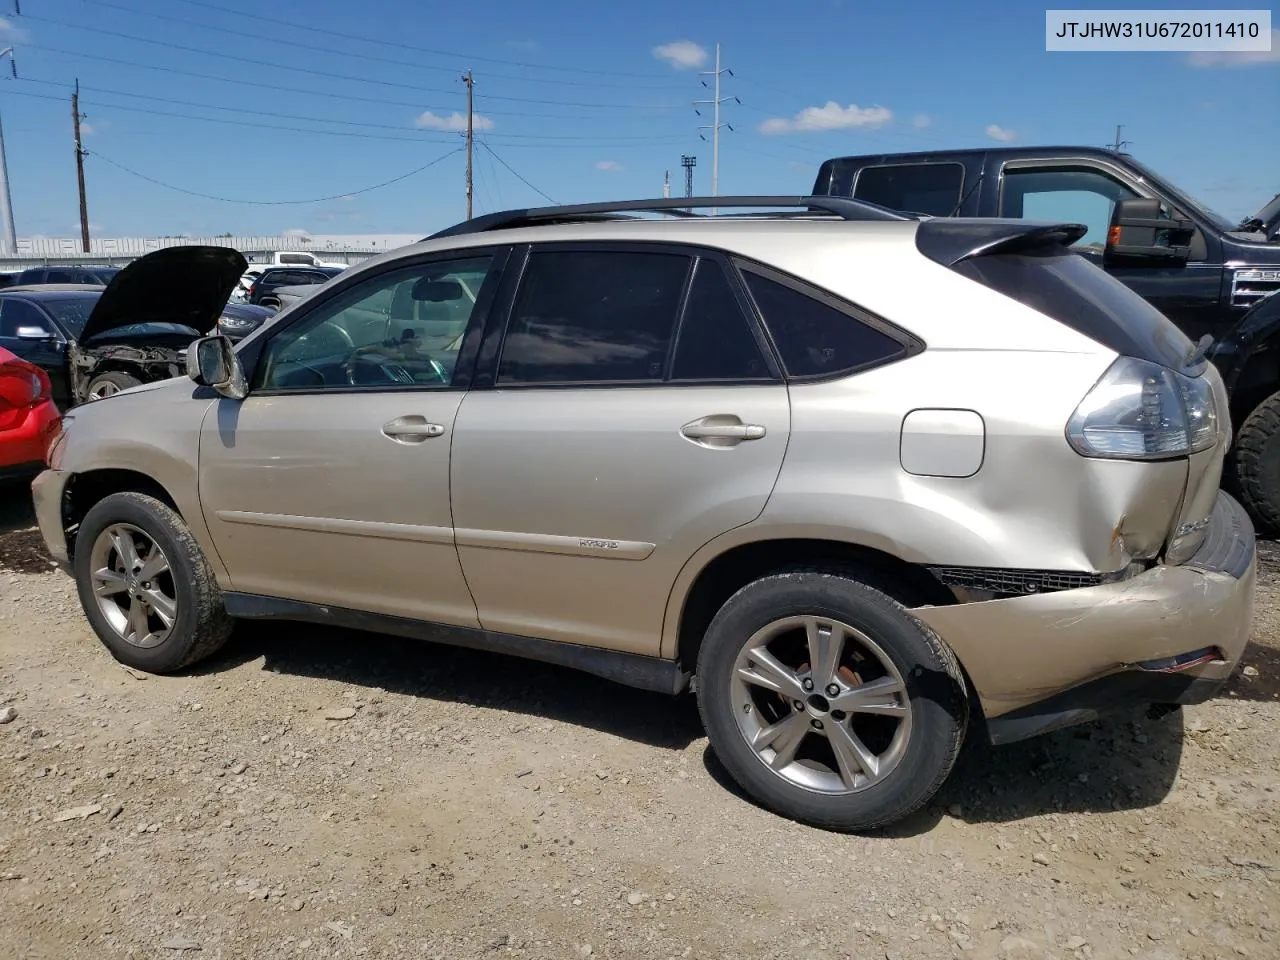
xmin=497 ymin=249 xmax=690 ymax=384
xmin=671 ymin=259 xmax=773 ymax=381
xmin=853 ymin=163 xmax=964 ymax=216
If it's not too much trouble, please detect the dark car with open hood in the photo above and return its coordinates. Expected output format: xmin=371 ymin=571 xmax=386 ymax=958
xmin=0 ymin=245 xmax=248 ymax=407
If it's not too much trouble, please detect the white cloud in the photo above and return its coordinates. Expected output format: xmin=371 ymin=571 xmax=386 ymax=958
xmin=912 ymin=114 xmax=932 ymax=129
xmin=652 ymin=40 xmax=708 ymax=70
xmin=594 ymin=160 xmax=624 ymax=172
xmin=505 ymin=40 xmax=539 ymax=53
xmin=985 ymin=123 xmax=1016 ymax=142
xmin=1187 ymin=30 xmax=1280 ymax=67
xmin=283 ymin=228 xmax=312 ymax=240
xmin=757 ymin=101 xmax=893 ymax=135
xmin=415 ymin=110 xmax=494 ymax=132
xmin=0 ymin=17 xmax=29 ymax=42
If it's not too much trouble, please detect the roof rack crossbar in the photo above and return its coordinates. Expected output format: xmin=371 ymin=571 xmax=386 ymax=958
xmin=425 ymin=195 xmax=915 ymax=240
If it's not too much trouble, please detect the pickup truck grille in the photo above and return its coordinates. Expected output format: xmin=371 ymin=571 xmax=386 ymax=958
xmin=1231 ymin=268 xmax=1280 ymax=309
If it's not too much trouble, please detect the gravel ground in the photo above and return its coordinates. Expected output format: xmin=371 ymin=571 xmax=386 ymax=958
xmin=0 ymin=489 xmax=1277 ymax=960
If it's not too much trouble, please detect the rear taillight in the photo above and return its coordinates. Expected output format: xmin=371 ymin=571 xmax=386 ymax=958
xmin=0 ymin=359 xmax=48 ymax=408
xmin=1066 ymin=356 xmax=1219 ymax=461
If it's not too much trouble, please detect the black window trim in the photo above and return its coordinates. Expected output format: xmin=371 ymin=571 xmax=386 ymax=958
xmin=237 ymin=244 xmax=513 ymax=398
xmin=850 ymin=161 xmax=966 ymax=215
xmin=730 ymin=256 xmax=926 ymax=383
xmin=472 ymin=239 xmax=785 ymax=392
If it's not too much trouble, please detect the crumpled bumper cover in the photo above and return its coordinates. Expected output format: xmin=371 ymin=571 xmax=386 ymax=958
xmin=913 ymin=490 xmax=1256 ymax=741
xmin=31 ymin=468 xmax=72 ymax=567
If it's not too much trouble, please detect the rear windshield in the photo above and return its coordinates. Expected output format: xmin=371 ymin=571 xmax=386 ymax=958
xmin=951 ymin=246 xmax=1195 ymax=370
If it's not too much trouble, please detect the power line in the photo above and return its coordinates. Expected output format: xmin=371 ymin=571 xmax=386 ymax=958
xmin=14 ymin=76 xmax=682 ymax=141
xmin=23 ymin=44 xmax=669 ymax=120
xmin=477 ymin=140 xmax=557 ymax=204
xmin=76 ymin=0 xmax=688 ymax=91
xmin=5 ymin=85 xmax=691 ymax=149
xmin=160 ymin=0 xmax=687 ymax=81
xmin=21 ymin=18 xmax=683 ymax=109
xmin=87 ymin=147 xmax=463 ymax=205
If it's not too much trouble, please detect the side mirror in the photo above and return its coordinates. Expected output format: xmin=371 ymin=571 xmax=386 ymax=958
xmin=1104 ymin=197 xmax=1194 ymax=267
xmin=15 ymin=325 xmax=53 ymax=340
xmin=186 ymin=335 xmax=247 ymax=400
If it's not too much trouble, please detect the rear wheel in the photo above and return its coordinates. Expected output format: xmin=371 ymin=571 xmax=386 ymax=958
xmin=72 ymin=492 xmax=234 ymax=673
xmin=696 ymin=570 xmax=968 ymax=832
xmin=1233 ymin=390 xmax=1280 ymax=534
xmin=85 ymin=371 xmax=142 ymax=401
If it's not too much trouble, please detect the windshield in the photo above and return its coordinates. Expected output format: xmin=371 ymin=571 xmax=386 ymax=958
xmin=43 ymin=296 xmax=98 ymax=337
xmin=1127 ymin=157 xmax=1237 ymax=233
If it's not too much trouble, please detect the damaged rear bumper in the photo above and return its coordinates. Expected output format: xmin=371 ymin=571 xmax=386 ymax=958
xmin=913 ymin=490 xmax=1256 ymax=745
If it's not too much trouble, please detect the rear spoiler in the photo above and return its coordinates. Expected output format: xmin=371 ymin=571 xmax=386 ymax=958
xmin=915 ymin=219 xmax=1089 ymax=267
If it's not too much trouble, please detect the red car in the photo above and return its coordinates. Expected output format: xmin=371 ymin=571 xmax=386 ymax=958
xmin=0 ymin=346 xmax=60 ymax=482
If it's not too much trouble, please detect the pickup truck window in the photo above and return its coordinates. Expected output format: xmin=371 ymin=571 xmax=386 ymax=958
xmin=1000 ymin=167 xmax=1138 ymax=252
xmin=852 ymin=163 xmax=963 ymax=217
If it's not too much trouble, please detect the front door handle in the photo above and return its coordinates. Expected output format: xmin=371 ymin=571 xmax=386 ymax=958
xmin=382 ymin=415 xmax=446 ymax=444
xmin=680 ymin=415 xmax=767 ymax=448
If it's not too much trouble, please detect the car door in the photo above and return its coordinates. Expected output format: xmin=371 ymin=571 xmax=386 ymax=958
xmin=999 ymin=160 xmax=1226 ymax=343
xmin=197 ymin=248 xmax=510 ymax=626
xmin=449 ymin=243 xmax=790 ymax=655
xmin=0 ymin=298 xmax=72 ymax=407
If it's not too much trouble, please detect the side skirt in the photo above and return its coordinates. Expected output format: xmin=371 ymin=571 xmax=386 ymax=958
xmin=222 ymin=592 xmax=693 ymax=696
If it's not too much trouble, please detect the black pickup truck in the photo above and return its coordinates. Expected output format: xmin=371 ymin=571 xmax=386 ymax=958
xmin=812 ymin=146 xmax=1280 ymax=529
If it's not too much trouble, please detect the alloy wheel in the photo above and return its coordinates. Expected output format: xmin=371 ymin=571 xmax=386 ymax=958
xmin=87 ymin=523 xmax=178 ymax=649
xmin=731 ymin=615 xmax=912 ymax=794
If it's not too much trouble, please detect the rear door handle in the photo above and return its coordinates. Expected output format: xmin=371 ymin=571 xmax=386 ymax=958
xmin=680 ymin=415 xmax=767 ymax=448
xmin=382 ymin=415 xmax=446 ymax=444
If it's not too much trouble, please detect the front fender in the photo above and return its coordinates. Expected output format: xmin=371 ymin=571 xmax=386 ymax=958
xmin=1211 ymin=287 xmax=1280 ymax=395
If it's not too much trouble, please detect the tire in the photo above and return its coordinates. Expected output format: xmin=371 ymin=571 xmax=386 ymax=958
xmin=1234 ymin=390 xmax=1280 ymax=535
xmin=72 ymin=492 xmax=234 ymax=673
xmin=696 ymin=570 xmax=968 ymax=832
xmin=85 ymin=371 xmax=142 ymax=401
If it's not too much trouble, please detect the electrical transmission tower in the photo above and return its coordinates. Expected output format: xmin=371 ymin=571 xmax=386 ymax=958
xmin=693 ymin=43 xmax=737 ymax=199
xmin=1109 ymin=124 xmax=1132 ymax=153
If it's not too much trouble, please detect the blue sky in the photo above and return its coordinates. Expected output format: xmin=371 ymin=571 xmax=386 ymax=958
xmin=0 ymin=0 xmax=1276 ymax=238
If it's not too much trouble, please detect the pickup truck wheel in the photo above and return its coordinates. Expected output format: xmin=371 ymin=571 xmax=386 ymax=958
xmin=85 ymin=371 xmax=142 ymax=401
xmin=72 ymin=492 xmax=234 ymax=674
xmin=1233 ymin=390 xmax=1280 ymax=534
xmin=696 ymin=570 xmax=968 ymax=832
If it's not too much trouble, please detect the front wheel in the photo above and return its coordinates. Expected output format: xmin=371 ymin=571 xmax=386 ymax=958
xmin=696 ymin=570 xmax=968 ymax=832
xmin=1233 ymin=390 xmax=1280 ymax=535
xmin=72 ymin=492 xmax=234 ymax=673
xmin=85 ymin=371 xmax=142 ymax=401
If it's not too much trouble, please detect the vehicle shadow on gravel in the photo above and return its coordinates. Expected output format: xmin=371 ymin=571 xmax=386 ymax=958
xmin=701 ymin=705 xmax=1189 ymax=837
xmin=200 ymin=620 xmax=706 ymax=750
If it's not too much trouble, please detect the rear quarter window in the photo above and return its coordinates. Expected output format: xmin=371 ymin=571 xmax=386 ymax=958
xmin=737 ymin=264 xmax=915 ymax=379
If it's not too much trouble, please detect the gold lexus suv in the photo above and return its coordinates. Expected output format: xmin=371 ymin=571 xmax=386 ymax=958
xmin=31 ymin=197 xmax=1256 ymax=832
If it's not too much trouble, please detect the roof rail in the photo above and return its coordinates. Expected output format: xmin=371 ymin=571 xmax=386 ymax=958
xmin=424 ymin=195 xmax=917 ymax=241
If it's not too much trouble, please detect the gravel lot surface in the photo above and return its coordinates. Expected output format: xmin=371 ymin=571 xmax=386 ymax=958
xmin=1 ymin=489 xmax=1277 ymax=960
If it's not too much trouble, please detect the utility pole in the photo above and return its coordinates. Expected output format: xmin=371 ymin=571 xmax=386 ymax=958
xmin=462 ymin=70 xmax=474 ymax=220
xmin=662 ymin=170 xmax=670 ymax=198
xmin=694 ymin=43 xmax=737 ymax=201
xmin=1110 ymin=124 xmax=1131 ymax=153
xmin=72 ymin=79 xmax=90 ymax=253
xmin=0 ymin=47 xmax=17 ymax=256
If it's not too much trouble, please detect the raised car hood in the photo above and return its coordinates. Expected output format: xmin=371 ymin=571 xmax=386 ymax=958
xmin=79 ymin=245 xmax=248 ymax=342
